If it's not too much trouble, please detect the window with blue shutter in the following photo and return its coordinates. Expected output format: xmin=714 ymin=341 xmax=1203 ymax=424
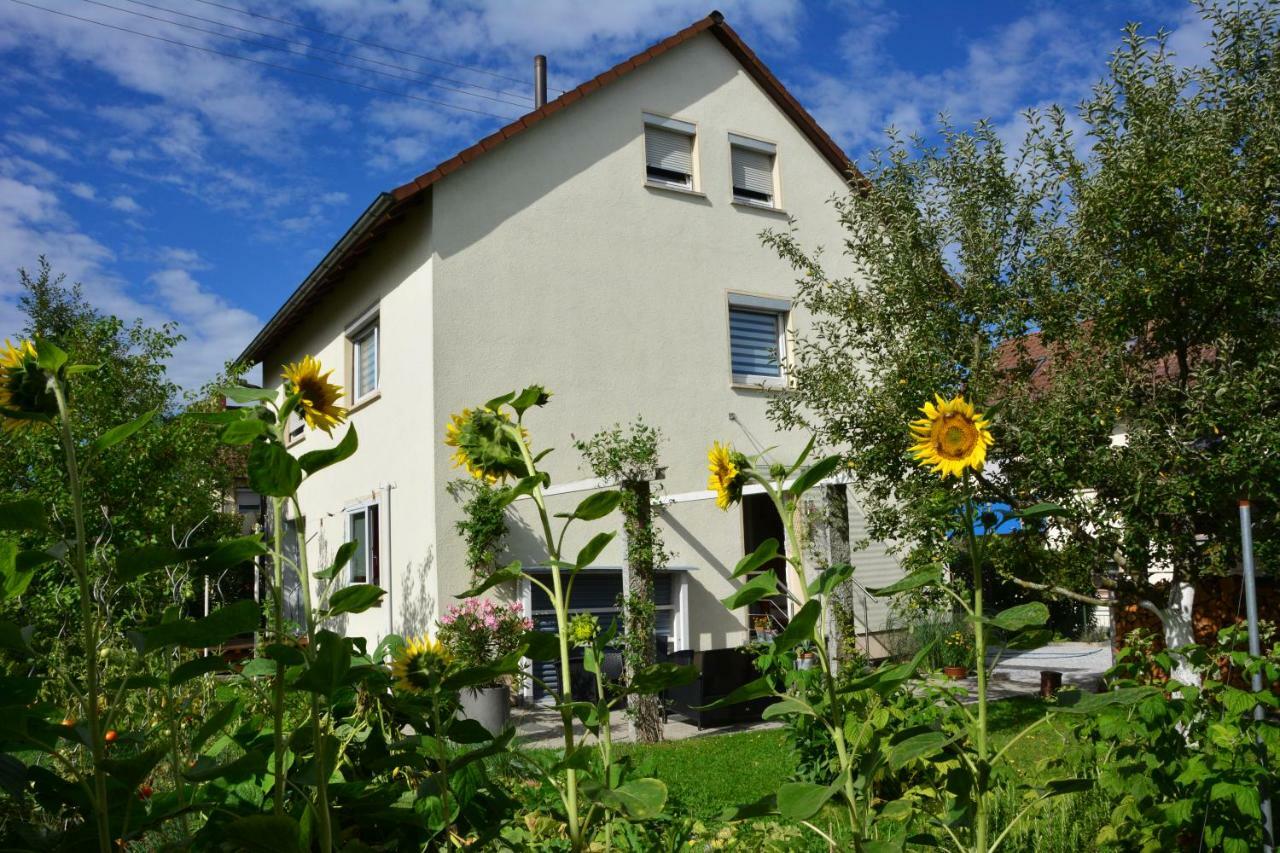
xmin=728 ymin=301 xmax=787 ymax=384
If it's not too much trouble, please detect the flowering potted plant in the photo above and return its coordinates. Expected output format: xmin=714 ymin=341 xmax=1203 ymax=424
xmin=941 ymin=627 xmax=975 ymax=678
xmin=437 ymin=597 xmax=531 ymax=733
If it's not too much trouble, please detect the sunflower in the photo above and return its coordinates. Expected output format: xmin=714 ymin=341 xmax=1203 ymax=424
xmin=707 ymin=441 xmax=750 ymax=511
xmin=281 ymin=355 xmax=347 ymax=435
xmin=391 ymin=635 xmax=453 ymax=693
xmin=443 ymin=407 xmax=527 ymax=483
xmin=567 ymin=612 xmax=599 ymax=647
xmin=909 ymin=394 xmax=994 ymax=479
xmin=0 ymin=339 xmax=55 ymax=430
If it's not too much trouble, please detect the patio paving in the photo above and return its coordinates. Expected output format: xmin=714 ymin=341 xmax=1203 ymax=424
xmin=511 ymin=642 xmax=1113 ymax=747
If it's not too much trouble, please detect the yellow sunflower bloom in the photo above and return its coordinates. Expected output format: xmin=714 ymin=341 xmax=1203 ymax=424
xmin=909 ymin=394 xmax=994 ymax=479
xmin=281 ymin=355 xmax=347 ymax=435
xmin=0 ymin=339 xmax=50 ymax=431
xmin=707 ymin=441 xmax=748 ymax=511
xmin=391 ymin=635 xmax=452 ymax=693
xmin=443 ymin=406 xmax=527 ymax=483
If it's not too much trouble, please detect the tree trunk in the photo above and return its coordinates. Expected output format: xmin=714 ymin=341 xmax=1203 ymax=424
xmin=1141 ymin=578 xmax=1199 ymax=686
xmin=623 ymin=480 xmax=663 ymax=743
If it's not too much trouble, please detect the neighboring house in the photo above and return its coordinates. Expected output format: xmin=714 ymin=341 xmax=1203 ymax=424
xmin=237 ymin=12 xmax=905 ymax=687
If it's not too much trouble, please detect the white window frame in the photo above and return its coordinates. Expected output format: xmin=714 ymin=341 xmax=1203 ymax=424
xmin=728 ymin=132 xmax=779 ymax=208
xmin=346 ymin=305 xmax=380 ymax=406
xmin=642 ymin=112 xmax=698 ymax=191
xmin=344 ymin=498 xmax=381 ymax=587
xmin=727 ymin=292 xmax=791 ymax=388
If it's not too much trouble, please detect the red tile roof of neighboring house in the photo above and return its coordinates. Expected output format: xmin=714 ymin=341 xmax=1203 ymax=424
xmin=239 ymin=10 xmax=862 ymax=366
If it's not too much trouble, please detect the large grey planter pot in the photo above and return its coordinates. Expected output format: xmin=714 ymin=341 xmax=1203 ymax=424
xmin=459 ymin=684 xmax=510 ymax=735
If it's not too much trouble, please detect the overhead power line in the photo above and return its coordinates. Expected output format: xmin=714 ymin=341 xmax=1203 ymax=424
xmin=75 ymin=0 xmax=531 ymax=108
xmin=7 ymin=0 xmax=520 ymax=120
xmin=117 ymin=0 xmax=531 ymax=103
xmin=189 ymin=0 xmax=564 ymax=94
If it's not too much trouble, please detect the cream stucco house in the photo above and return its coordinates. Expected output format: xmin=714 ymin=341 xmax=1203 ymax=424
xmin=238 ymin=11 xmax=905 ymax=694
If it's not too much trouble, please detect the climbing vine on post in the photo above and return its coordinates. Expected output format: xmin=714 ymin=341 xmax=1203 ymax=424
xmin=575 ymin=418 xmax=670 ymax=743
xmin=446 ymin=478 xmax=511 ymax=583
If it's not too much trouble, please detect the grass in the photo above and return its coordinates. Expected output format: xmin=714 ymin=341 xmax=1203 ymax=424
xmin=614 ymin=728 xmax=795 ymax=819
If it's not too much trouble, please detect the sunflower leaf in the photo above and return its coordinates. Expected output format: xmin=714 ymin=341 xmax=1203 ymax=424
xmin=733 ymin=538 xmax=780 ymax=578
xmin=90 ymin=408 xmax=156 ymax=456
xmin=458 ymin=561 xmax=523 ymax=598
xmin=299 ymin=425 xmax=359 ymax=475
xmin=790 ymin=455 xmax=842 ymax=498
xmin=219 ymin=385 xmax=278 ymax=404
xmin=721 ymin=571 xmax=779 ymax=609
xmin=249 ymin=442 xmax=302 ymax=497
xmin=869 ymin=564 xmax=942 ymax=597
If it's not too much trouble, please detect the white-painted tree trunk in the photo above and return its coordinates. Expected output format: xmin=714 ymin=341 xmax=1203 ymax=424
xmin=1141 ymin=580 xmax=1199 ymax=686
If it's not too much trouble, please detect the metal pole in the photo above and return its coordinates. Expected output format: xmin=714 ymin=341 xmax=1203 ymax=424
xmin=534 ymin=55 xmax=547 ymax=109
xmin=1238 ymin=499 xmax=1274 ymax=852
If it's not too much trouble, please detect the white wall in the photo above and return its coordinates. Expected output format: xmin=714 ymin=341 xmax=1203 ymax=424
xmin=261 ymin=203 xmax=438 ymax=648
xmin=427 ymin=32 xmax=898 ymax=648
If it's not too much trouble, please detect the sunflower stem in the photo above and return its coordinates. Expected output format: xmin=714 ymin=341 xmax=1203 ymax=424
xmin=50 ymin=377 xmax=111 ymax=853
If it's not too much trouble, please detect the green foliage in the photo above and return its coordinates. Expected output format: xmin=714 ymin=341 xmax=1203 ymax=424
xmin=1079 ymin=625 xmax=1280 ymax=852
xmin=0 ymin=259 xmax=243 ymax=687
xmin=445 ymin=478 xmax=511 ymax=582
xmin=575 ymin=418 xmax=671 ymax=743
xmin=764 ymin=0 xmax=1280 ymax=613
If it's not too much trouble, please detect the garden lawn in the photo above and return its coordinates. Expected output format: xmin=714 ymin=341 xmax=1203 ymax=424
xmin=611 ymin=696 xmax=1085 ymax=820
xmin=613 ymin=728 xmax=796 ymax=820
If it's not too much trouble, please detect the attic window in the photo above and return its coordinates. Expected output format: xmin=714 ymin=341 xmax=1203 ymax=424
xmin=644 ymin=113 xmax=696 ymax=190
xmin=729 ymin=134 xmax=776 ymax=206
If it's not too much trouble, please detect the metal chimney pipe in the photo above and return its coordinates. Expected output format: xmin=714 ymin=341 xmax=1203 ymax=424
xmin=534 ymin=54 xmax=547 ymax=109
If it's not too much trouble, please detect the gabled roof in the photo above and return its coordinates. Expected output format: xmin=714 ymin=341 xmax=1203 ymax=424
xmin=239 ymin=10 xmax=859 ymax=366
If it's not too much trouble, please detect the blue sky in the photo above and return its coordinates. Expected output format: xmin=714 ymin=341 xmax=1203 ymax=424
xmin=0 ymin=0 xmax=1211 ymax=388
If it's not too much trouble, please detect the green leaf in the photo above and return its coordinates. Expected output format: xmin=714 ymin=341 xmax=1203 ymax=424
xmin=808 ymin=562 xmax=855 ymax=597
xmin=293 ymin=630 xmax=351 ymax=695
xmin=987 ymin=602 xmax=1050 ymax=631
xmin=220 ymin=815 xmax=301 ymax=853
xmin=773 ymin=600 xmax=820 ymax=652
xmin=1002 ymin=627 xmax=1053 ymax=650
xmin=298 ymin=424 xmax=358 ymax=475
xmin=1010 ymin=502 xmax=1069 ymax=521
xmin=693 ymin=676 xmax=774 ymax=711
xmin=627 ymin=663 xmax=698 ymax=694
xmin=721 ymin=571 xmax=779 ymax=610
xmin=326 ymin=584 xmax=385 ymax=617
xmin=557 ymin=490 xmax=621 ymax=521
xmin=733 ymin=538 xmax=780 ymax=578
xmin=191 ymin=698 xmax=241 ymax=753
xmin=200 ymin=536 xmax=268 ymax=575
xmin=1044 ymin=777 xmax=1093 ymax=796
xmin=313 ymin=541 xmax=357 ymax=581
xmin=1054 ymin=686 xmax=1162 ymax=714
xmin=220 ymin=417 xmax=268 ymax=445
xmin=184 ymin=748 xmax=268 ymax=782
xmin=169 ymin=655 xmax=230 ymax=686
xmin=777 ymin=778 xmax=840 ymax=820
xmin=101 ymin=746 xmax=166 ymax=789
xmin=34 ymin=339 xmax=67 ymax=372
xmin=248 ymin=442 xmax=301 ymax=497
xmin=0 ymin=499 xmax=46 ymax=532
xmin=458 ymin=561 xmax=522 ymax=598
xmin=762 ymin=696 xmax=814 ymax=719
xmin=522 ymin=630 xmax=560 ymax=661
xmin=220 ymin=385 xmax=278 ymax=404
xmin=115 ymin=543 xmax=210 ymax=582
xmin=483 ymin=391 xmax=515 ymax=411
xmin=136 ymin=599 xmax=259 ymax=653
xmin=789 ymin=454 xmax=842 ymax=498
xmin=788 ymin=435 xmax=816 ymax=476
xmin=718 ymin=794 xmax=777 ymax=821
xmin=0 ymin=620 xmax=31 ymax=654
xmin=0 ymin=540 xmax=35 ymax=600
xmin=869 ymin=564 xmax=942 ymax=597
xmin=575 ymin=531 xmax=615 ymax=569
xmin=497 ymin=475 xmax=543 ymax=508
xmin=887 ymin=730 xmax=951 ymax=769
xmin=90 ymin=408 xmax=155 ymax=455
xmin=509 ymin=384 xmax=551 ymax=414
xmin=579 ymin=776 xmax=668 ymax=820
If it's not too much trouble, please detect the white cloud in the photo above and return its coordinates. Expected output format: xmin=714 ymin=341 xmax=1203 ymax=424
xmin=5 ymin=131 xmax=73 ymax=161
xmin=148 ymin=268 xmax=260 ymax=388
xmin=68 ymin=181 xmax=97 ymax=200
xmin=108 ymin=194 xmax=143 ymax=214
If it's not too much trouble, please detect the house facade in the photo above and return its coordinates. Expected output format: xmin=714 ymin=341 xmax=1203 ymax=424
xmin=237 ymin=13 xmax=905 ymax=677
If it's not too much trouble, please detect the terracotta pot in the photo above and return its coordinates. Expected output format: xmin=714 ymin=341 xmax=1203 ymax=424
xmin=943 ymin=666 xmax=969 ymax=679
xmin=458 ymin=684 xmax=510 ymax=735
